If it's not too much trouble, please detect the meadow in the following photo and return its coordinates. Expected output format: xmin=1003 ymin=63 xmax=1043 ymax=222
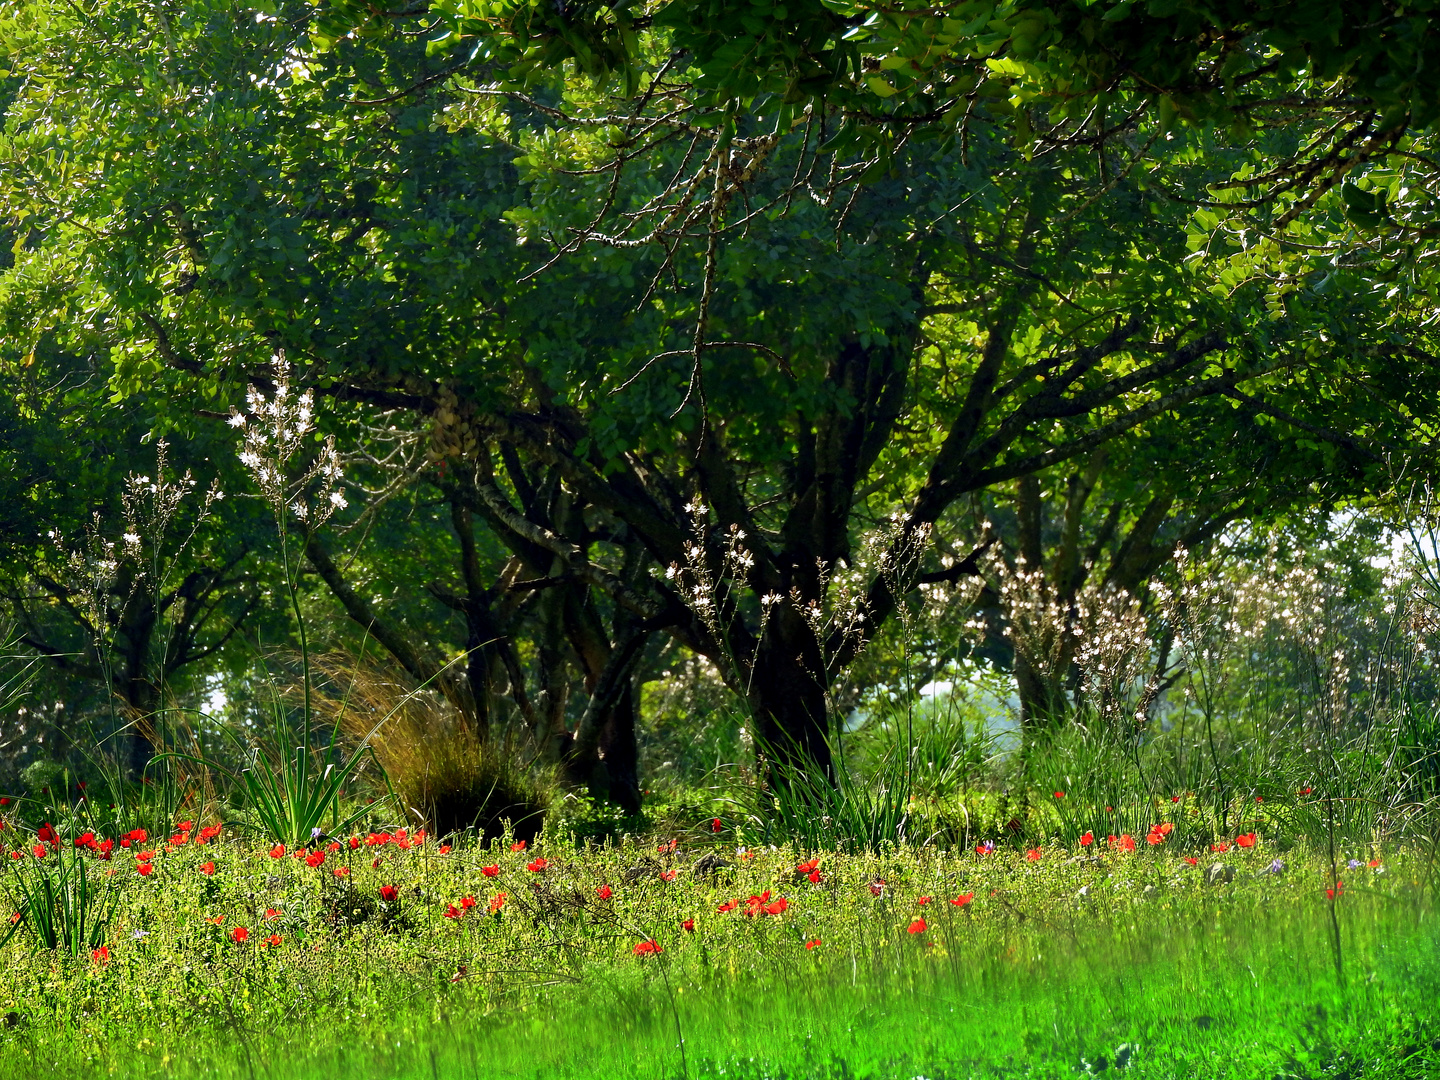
xmin=0 ymin=794 xmax=1433 ymax=1080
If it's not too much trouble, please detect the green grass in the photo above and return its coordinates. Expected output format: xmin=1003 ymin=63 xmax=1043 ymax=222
xmin=0 ymin=818 xmax=1434 ymax=1079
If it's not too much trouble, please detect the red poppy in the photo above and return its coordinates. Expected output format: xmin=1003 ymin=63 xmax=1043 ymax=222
xmin=137 ymin=862 xmax=154 ymax=877
xmin=1369 ymin=858 xmax=1381 ymax=868
xmin=1184 ymin=857 xmax=1199 ymax=866
xmin=1109 ymin=834 xmax=1136 ymax=852
xmin=75 ymin=831 xmax=95 ymax=849
xmin=657 ymin=839 xmax=678 ymax=854
xmin=808 ymin=870 xmax=823 ymax=884
xmin=264 ymin=908 xmax=280 ymax=920
xmin=348 ymin=836 xmax=360 ymax=850
xmin=37 ymin=823 xmax=58 ymax=845
xmin=1080 ymin=831 xmax=1094 ymax=847
xmin=482 ymin=864 xmax=500 ymax=877
xmin=380 ymin=886 xmax=398 ymax=902
xmin=950 ymin=892 xmax=974 ymax=907
xmin=306 ymin=851 xmax=326 ymax=868
xmin=682 ymin=918 xmax=695 ymax=932
xmin=805 ymin=939 xmax=822 ymax=949
xmin=333 ymin=866 xmax=350 ymax=877
xmin=136 ymin=850 xmax=156 ymax=862
xmin=31 ymin=845 xmax=45 ymax=859
xmin=1026 ymin=848 xmax=1043 ymax=861
xmin=660 ymin=869 xmax=677 ymax=882
xmin=1326 ymin=880 xmax=1345 ymax=900
xmin=907 ymin=917 xmax=926 ymax=934
xmin=1146 ymin=824 xmax=1171 ymax=845
xmin=526 ymin=857 xmax=548 ymax=872
xmin=716 ymin=899 xmax=739 ymax=913
xmin=510 ymin=841 xmax=527 ymax=853
xmin=1053 ymin=791 xmax=1064 ymax=799
xmin=1298 ymin=787 xmax=1313 ymax=796
xmin=633 ymin=939 xmax=662 ymax=956
xmin=0 ymin=798 xmax=7 ymax=805
xmin=199 ymin=862 xmax=216 ymax=876
xmin=97 ymin=838 xmax=114 ymax=859
xmin=263 ymin=934 xmax=282 ymax=947
xmin=269 ymin=844 xmax=285 ymax=859
xmin=711 ymin=818 xmax=723 ymax=832
xmin=743 ymin=891 xmax=773 ymax=917
xmin=916 ymin=896 xmax=931 ymax=906
xmin=91 ymin=945 xmax=109 ymax=965
xmin=597 ymin=884 xmax=613 ymax=899
xmin=439 ymin=845 xmax=452 ymax=855
xmin=371 ymin=858 xmax=382 ymax=870
xmin=443 ymin=904 xmax=462 ymax=919
xmin=1235 ymin=833 xmax=1258 ymax=848
xmin=1211 ymin=841 xmax=1231 ymax=852
xmin=209 ymin=915 xmax=224 ymax=925
xmin=458 ymin=895 xmax=476 ymax=911
xmin=490 ymin=893 xmax=507 ymax=913
xmin=230 ymin=927 xmax=249 ymax=943
xmin=796 ymin=858 xmax=820 ymax=874
xmin=762 ymin=898 xmax=789 ymax=916
xmin=126 ymin=829 xmax=148 ymax=844
xmin=1171 ymin=795 xmax=1181 ymax=803
xmin=868 ymin=879 xmax=886 ymax=896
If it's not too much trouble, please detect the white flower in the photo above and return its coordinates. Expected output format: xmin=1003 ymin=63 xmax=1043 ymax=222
xmin=227 ymin=413 xmax=246 ymax=428
xmin=239 ymin=450 xmax=261 ymax=469
xmin=328 ymin=490 xmax=348 ymax=509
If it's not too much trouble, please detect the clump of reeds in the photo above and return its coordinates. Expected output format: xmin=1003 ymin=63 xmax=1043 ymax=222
xmin=309 ymin=654 xmax=547 ymax=842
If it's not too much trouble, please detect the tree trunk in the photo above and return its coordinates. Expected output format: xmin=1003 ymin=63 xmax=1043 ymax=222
xmin=748 ymin=612 xmax=834 ymax=791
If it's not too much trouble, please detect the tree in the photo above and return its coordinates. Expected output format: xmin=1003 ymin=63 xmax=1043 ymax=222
xmin=0 ymin=0 xmax=1435 ymax=794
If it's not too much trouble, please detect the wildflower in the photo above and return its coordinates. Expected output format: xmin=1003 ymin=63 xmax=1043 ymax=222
xmin=1255 ymin=796 xmax=1264 ymax=804
xmin=660 ymin=869 xmax=677 ymax=882
xmin=711 ymin=818 xmax=723 ymax=833
xmin=1211 ymin=841 xmax=1231 ymax=853
xmin=917 ymin=896 xmax=931 ymax=906
xmin=869 ymin=879 xmax=886 ymax=896
xmin=717 ymin=900 xmax=739 ymax=913
xmin=137 ymin=862 xmax=154 ymax=877
xmin=1146 ymin=823 xmax=1173 ymax=845
xmin=371 ymin=858 xmax=381 ymax=870
xmin=633 ymin=940 xmax=662 ymax=956
xmin=597 ymin=885 xmax=613 ymax=900
xmin=456 ymin=896 xmax=475 ymax=912
xmin=1053 ymin=791 xmax=1064 ymax=799
xmin=482 ymin=865 xmax=500 ymax=877
xmin=91 ymin=946 xmax=109 ymax=965
xmin=136 ymin=850 xmax=156 ymax=862
xmin=130 ymin=929 xmax=148 ymax=941
xmin=796 ymin=858 xmax=820 ymax=874
xmin=510 ymin=841 xmax=527 ymax=853
xmin=306 ymin=851 xmax=326 ymax=868
xmin=333 ymin=866 xmax=350 ymax=877
xmin=657 ymin=839 xmax=677 ymax=854
xmin=1184 ymin=857 xmax=1199 ymax=866
xmin=975 ymin=840 xmax=995 ymax=855
xmin=443 ymin=905 xmax=462 ymax=919
xmin=1347 ymin=859 xmax=1362 ymax=870
xmin=209 ymin=915 xmax=224 ymax=925
xmin=1171 ymin=795 xmax=1181 ymax=803
xmin=1326 ymin=880 xmax=1345 ymax=900
xmin=1026 ymin=848 xmax=1043 ymax=861
xmin=743 ymin=891 xmax=773 ymax=917
xmin=489 ymin=893 xmax=506 ymax=913
xmin=682 ymin=918 xmax=695 ymax=932
xmin=37 ymin=823 xmax=58 ymax=846
xmin=762 ymin=898 xmax=789 ymax=916
xmin=348 ymin=836 xmax=360 ymax=850
xmin=269 ymin=844 xmax=286 ymax=859
xmin=525 ymin=857 xmax=548 ymax=873
xmin=1265 ymin=859 xmax=1285 ymax=875
xmin=805 ymin=939 xmax=822 ymax=950
xmin=1369 ymin=858 xmax=1381 ymax=868
xmin=907 ymin=918 xmax=927 ymax=934
xmin=326 ymin=842 xmax=341 ymax=853
xmin=230 ymin=927 xmax=249 ymax=943
xmin=31 ymin=845 xmax=46 ymax=859
xmin=97 ymin=838 xmax=114 ymax=860
xmin=808 ymin=870 xmax=823 ymax=884
xmin=199 ymin=862 xmax=216 ymax=876
xmin=439 ymin=845 xmax=452 ymax=855
xmin=263 ymin=934 xmax=282 ymax=947
xmin=1080 ymin=832 xmax=1094 ymax=847
xmin=264 ymin=908 xmax=280 ymax=920
xmin=379 ymin=886 xmax=398 ymax=902
xmin=1298 ymin=787 xmax=1313 ymax=796
xmin=1235 ymin=833 xmax=1258 ymax=848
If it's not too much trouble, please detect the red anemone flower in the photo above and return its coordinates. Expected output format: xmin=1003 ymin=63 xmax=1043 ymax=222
xmin=526 ymin=857 xmax=548 ymax=872
xmin=482 ymin=865 xmax=500 ymax=877
xmin=333 ymin=866 xmax=350 ymax=877
xmin=597 ymin=885 xmax=613 ymax=900
xmin=951 ymin=892 xmax=974 ymax=907
xmin=269 ymin=844 xmax=286 ymax=859
xmin=1326 ymin=880 xmax=1345 ymax=900
xmin=868 ymin=879 xmax=886 ymax=896
xmin=199 ymin=862 xmax=216 ymax=876
xmin=443 ymin=905 xmax=462 ymax=919
xmin=1080 ymin=831 xmax=1094 ymax=847
xmin=717 ymin=899 xmax=739 ymax=913
xmin=230 ymin=927 xmax=249 ymax=943
xmin=37 ymin=823 xmax=58 ymax=845
xmin=263 ymin=934 xmax=282 ymax=947
xmin=460 ymin=895 xmax=477 ymax=910
xmin=371 ymin=858 xmax=382 ymax=870
xmin=1026 ymin=848 xmax=1043 ymax=861
xmin=682 ymin=918 xmax=695 ymax=932
xmin=1053 ymin=791 xmax=1064 ymax=799
xmin=380 ymin=886 xmax=399 ymax=902
xmin=510 ymin=841 xmax=527 ymax=853
xmin=489 ymin=893 xmax=507 ymax=913
xmin=439 ymin=845 xmax=452 ymax=855
xmin=264 ymin=908 xmax=280 ymax=920
xmin=137 ymin=862 xmax=154 ymax=877
xmin=1211 ymin=841 xmax=1231 ymax=852
xmin=808 ymin=870 xmax=823 ymax=884
xmin=305 ymin=851 xmax=326 ymax=868
xmin=633 ymin=939 xmax=662 ymax=956
xmin=796 ymin=858 xmax=820 ymax=874
xmin=711 ymin=818 xmax=723 ymax=832
xmin=907 ymin=917 xmax=927 ymax=934
xmin=805 ymin=939 xmax=821 ymax=949
xmin=763 ymin=898 xmax=789 ymax=916
xmin=916 ymin=896 xmax=931 ymax=906
xmin=660 ymin=869 xmax=677 ymax=882
xmin=1235 ymin=833 xmax=1258 ymax=848
xmin=92 ymin=945 xmax=109 ymax=965
xmin=1184 ymin=857 xmax=1199 ymax=866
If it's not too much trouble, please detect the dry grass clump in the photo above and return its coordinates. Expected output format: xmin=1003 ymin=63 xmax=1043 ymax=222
xmin=309 ymin=654 xmax=547 ymax=842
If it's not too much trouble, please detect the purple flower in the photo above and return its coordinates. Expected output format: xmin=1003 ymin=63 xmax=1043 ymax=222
xmin=1265 ymin=859 xmax=1285 ymax=875
xmin=1347 ymin=859 xmax=1362 ymax=870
